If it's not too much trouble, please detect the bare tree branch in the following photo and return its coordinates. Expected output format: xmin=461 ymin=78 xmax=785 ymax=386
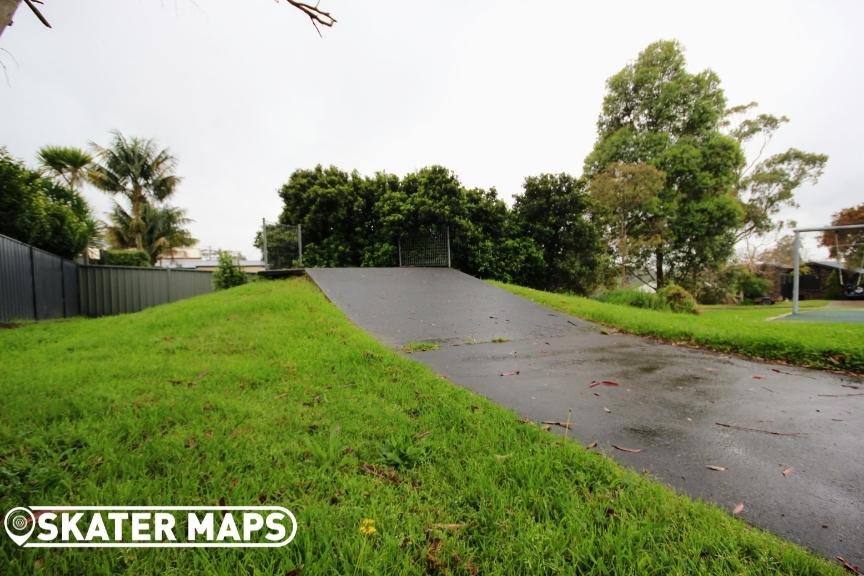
xmin=281 ymin=0 xmax=336 ymax=36
xmin=23 ymin=0 xmax=50 ymax=28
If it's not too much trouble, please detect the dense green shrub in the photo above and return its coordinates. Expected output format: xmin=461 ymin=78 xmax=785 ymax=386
xmin=737 ymin=271 xmax=772 ymax=300
xmin=213 ymin=251 xmax=247 ymax=290
xmin=658 ymin=284 xmax=699 ymax=314
xmin=596 ymin=285 xmax=699 ymax=315
xmin=101 ymin=249 xmax=150 ymax=267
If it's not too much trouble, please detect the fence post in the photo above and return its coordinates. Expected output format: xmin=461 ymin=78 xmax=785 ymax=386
xmin=59 ymin=257 xmax=67 ymax=318
xmin=446 ymin=225 xmax=451 ymax=268
xmin=262 ymin=218 xmax=269 ymax=270
xmin=297 ymin=224 xmax=303 ymax=268
xmin=167 ymin=266 xmax=172 ymax=302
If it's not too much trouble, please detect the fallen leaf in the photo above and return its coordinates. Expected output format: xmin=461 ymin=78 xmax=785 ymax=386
xmin=592 ymin=392 xmax=600 ymax=397
xmin=836 ymin=555 xmax=863 ymax=575
xmin=771 ymin=368 xmax=796 ymax=376
xmin=428 ymin=523 xmax=464 ymax=531
xmin=603 ymin=406 xmax=612 ymax=413
xmin=361 ymin=463 xmax=400 ymax=483
xmin=500 ymin=370 xmax=520 ymax=377
xmin=612 ymin=444 xmax=642 ymax=453
xmin=752 ymin=375 xmax=766 ymax=380
xmin=585 ymin=441 xmax=598 ymax=449
xmin=706 ymin=465 xmax=727 ymax=471
xmin=590 ymin=380 xmax=620 ymax=388
xmin=732 ymin=501 xmax=745 ymax=515
xmin=542 ymin=420 xmax=572 ymax=430
xmin=782 ymin=467 xmax=794 ymax=477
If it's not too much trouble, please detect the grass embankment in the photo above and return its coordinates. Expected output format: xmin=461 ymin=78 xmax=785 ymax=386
xmin=494 ymin=282 xmax=864 ymax=374
xmin=0 ymin=279 xmax=843 ymax=574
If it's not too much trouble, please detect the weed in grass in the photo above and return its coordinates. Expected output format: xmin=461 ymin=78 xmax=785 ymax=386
xmin=402 ymin=341 xmax=440 ymax=353
xmin=378 ymin=433 xmax=429 ymax=470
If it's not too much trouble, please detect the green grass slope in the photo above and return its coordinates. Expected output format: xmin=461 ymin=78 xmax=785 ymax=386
xmin=0 ymin=279 xmax=842 ymax=574
xmin=494 ymin=282 xmax=864 ymax=374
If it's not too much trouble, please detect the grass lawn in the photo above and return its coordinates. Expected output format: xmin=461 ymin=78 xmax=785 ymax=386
xmin=0 ymin=279 xmax=844 ymax=575
xmin=493 ymin=282 xmax=864 ymax=374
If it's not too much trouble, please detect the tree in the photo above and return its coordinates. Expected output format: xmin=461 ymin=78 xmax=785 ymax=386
xmin=820 ymin=203 xmax=864 ymax=271
xmin=511 ymin=173 xmax=609 ymax=293
xmin=105 ymin=201 xmax=195 ymax=265
xmin=213 ymin=251 xmax=248 ymax=290
xmin=89 ymin=131 xmax=181 ymax=251
xmin=584 ymin=40 xmax=745 ymax=289
xmin=590 ymin=162 xmax=665 ymax=287
xmin=275 ymin=165 xmax=373 ymax=267
xmin=37 ymin=146 xmax=93 ymax=190
xmin=722 ymin=102 xmax=828 ymax=243
xmin=0 ymin=147 xmax=97 ymax=258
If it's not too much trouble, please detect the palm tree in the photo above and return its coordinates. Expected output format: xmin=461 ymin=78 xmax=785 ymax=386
xmin=89 ymin=131 xmax=181 ymax=250
xmin=106 ymin=202 xmax=195 ymax=265
xmin=37 ymin=146 xmax=93 ymax=190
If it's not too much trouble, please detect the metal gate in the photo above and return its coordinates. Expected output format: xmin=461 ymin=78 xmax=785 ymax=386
xmin=398 ymin=225 xmax=451 ymax=267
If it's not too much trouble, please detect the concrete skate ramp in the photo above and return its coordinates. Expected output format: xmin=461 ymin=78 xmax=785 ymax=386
xmin=307 ymin=267 xmax=597 ymax=346
xmin=307 ymin=267 xmax=864 ymax=565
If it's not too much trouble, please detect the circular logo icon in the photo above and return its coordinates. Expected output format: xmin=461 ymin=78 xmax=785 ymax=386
xmin=4 ymin=507 xmax=36 ymax=547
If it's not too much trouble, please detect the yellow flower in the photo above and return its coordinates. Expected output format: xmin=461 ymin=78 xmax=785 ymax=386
xmin=359 ymin=518 xmax=377 ymax=536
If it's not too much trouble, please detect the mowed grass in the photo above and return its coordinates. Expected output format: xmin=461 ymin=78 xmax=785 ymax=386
xmin=0 ymin=279 xmax=843 ymax=575
xmin=494 ymin=282 xmax=864 ymax=374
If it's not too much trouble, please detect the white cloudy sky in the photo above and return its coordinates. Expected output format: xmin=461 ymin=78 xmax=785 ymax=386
xmin=2 ymin=0 xmax=861 ymax=260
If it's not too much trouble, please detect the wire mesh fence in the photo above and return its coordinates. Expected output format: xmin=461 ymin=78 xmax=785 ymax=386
xmin=398 ymin=225 xmax=451 ymax=268
xmin=261 ymin=221 xmax=303 ymax=270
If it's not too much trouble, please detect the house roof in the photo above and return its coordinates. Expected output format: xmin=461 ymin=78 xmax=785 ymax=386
xmin=808 ymin=259 xmax=864 ymax=274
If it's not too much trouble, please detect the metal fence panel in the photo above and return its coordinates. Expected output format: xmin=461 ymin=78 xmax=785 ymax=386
xmin=261 ymin=221 xmax=302 ymax=269
xmin=32 ymin=247 xmax=65 ymax=320
xmin=399 ymin=225 xmax=451 ymax=267
xmin=78 ymin=265 xmax=213 ymax=317
xmin=0 ymin=234 xmax=36 ymax=322
xmin=2 ymin=233 xmax=215 ymax=321
xmin=62 ymin=260 xmax=80 ymax=317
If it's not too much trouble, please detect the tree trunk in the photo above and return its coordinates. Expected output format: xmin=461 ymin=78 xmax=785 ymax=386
xmin=655 ymin=249 xmax=665 ymax=288
xmin=0 ymin=0 xmax=21 ymax=38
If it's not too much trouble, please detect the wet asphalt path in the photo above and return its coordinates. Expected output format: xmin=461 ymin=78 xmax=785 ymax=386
xmin=307 ymin=267 xmax=864 ymax=565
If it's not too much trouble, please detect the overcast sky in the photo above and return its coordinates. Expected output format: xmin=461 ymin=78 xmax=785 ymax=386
xmin=2 ymin=0 xmax=861 ymax=260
